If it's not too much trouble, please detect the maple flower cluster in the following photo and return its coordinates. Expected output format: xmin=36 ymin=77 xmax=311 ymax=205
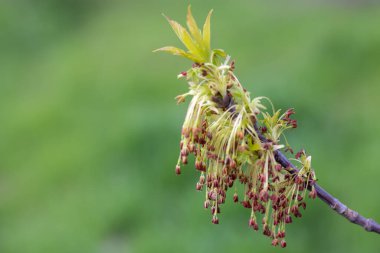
xmin=155 ymin=6 xmax=317 ymax=247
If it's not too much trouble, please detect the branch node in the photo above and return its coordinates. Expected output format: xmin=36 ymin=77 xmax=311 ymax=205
xmin=344 ymin=208 xmax=359 ymax=223
xmin=330 ymin=199 xmax=347 ymax=214
xmin=364 ymin=219 xmax=374 ymax=232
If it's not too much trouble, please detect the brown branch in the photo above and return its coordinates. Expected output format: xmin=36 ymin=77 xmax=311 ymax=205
xmin=274 ymin=146 xmax=380 ymax=234
xmin=227 ymin=93 xmax=380 ymax=234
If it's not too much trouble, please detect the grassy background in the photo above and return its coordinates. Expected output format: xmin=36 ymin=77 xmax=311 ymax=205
xmin=1 ymin=0 xmax=380 ymax=252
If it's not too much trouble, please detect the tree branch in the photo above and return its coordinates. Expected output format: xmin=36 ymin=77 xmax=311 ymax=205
xmin=274 ymin=147 xmax=380 ymax=234
xmin=226 ymin=89 xmax=380 ymax=234
xmin=251 ymin=119 xmax=380 ymax=233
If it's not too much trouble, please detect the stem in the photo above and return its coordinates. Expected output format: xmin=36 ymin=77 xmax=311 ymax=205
xmin=221 ymin=88 xmax=380 ymax=234
xmin=250 ymin=120 xmax=380 ymax=233
xmin=274 ymin=144 xmax=380 ymax=234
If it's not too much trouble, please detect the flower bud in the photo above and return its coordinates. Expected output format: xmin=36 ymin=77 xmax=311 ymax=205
xmin=277 ymin=231 xmax=285 ymax=238
xmin=248 ymin=217 xmax=258 ymax=230
xmin=237 ymin=131 xmax=244 ymax=140
xmin=280 ymin=240 xmax=287 ymax=248
xmin=188 ymin=143 xmax=195 ymax=153
xmin=211 ymin=205 xmax=220 ymax=214
xmin=229 ymin=159 xmax=237 ymax=169
xmin=275 ymin=164 xmax=282 ymax=172
xmin=295 ymin=176 xmax=303 ymax=185
xmin=259 ymin=189 xmax=269 ymax=202
xmin=291 ymin=205 xmax=299 ymax=215
xmin=285 ymin=215 xmax=292 ymax=224
xmin=208 ymin=191 xmax=217 ymax=200
xmin=233 ymin=193 xmax=239 ymax=203
xmin=309 ymin=188 xmax=317 ymax=199
xmin=181 ymin=156 xmax=188 ymax=165
xmin=242 ymin=200 xmax=252 ymax=208
xmin=175 ymin=165 xmax=181 ymax=175
xmin=212 ymin=216 xmax=219 ymax=224
xmin=199 ymin=174 xmax=205 ymax=184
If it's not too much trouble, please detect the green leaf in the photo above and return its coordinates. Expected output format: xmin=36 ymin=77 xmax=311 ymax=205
xmin=186 ymin=6 xmax=203 ymax=47
xmin=250 ymin=143 xmax=261 ymax=152
xmin=202 ymin=9 xmax=213 ymax=52
xmin=212 ymin=49 xmax=226 ymax=57
xmin=153 ymin=46 xmax=202 ymax=62
xmin=163 ymin=14 xmax=204 ymax=62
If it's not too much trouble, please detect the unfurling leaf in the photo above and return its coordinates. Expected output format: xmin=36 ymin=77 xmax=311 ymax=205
xmin=202 ymin=9 xmax=213 ymax=53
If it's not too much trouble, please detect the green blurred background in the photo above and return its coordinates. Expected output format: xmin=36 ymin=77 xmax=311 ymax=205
xmin=1 ymin=0 xmax=380 ymax=252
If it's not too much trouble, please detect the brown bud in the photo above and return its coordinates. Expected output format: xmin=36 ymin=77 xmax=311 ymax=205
xmin=230 ymin=61 xmax=235 ymax=71
xmin=229 ymin=159 xmax=237 ymax=169
xmin=211 ymin=205 xmax=220 ymax=214
xmin=237 ymin=131 xmax=244 ymax=140
xmin=285 ymin=215 xmax=292 ymax=224
xmin=208 ymin=191 xmax=217 ymax=200
xmin=175 ymin=165 xmax=181 ymax=175
xmin=270 ymin=194 xmax=278 ymax=203
xmin=271 ymin=238 xmax=279 ymax=246
xmin=181 ymin=156 xmax=188 ymax=165
xmin=291 ymin=205 xmax=299 ymax=215
xmin=188 ymin=143 xmax=195 ymax=153
xmin=295 ymin=176 xmax=303 ymax=185
xmin=212 ymin=216 xmax=219 ymax=224
xmin=182 ymin=128 xmax=190 ymax=138
xmin=285 ymin=108 xmax=295 ymax=117
xmin=259 ymin=189 xmax=269 ymax=202
xmin=277 ymin=231 xmax=285 ymax=238
xmin=200 ymin=163 xmax=206 ymax=172
xmin=248 ymin=218 xmax=258 ymax=230
xmin=241 ymin=200 xmax=252 ymax=208
xmin=199 ymin=174 xmax=205 ymax=184
xmin=309 ymin=188 xmax=317 ymax=199
xmin=291 ymin=119 xmax=298 ymax=128
xmin=233 ymin=193 xmax=239 ymax=203
xmin=295 ymin=149 xmax=304 ymax=159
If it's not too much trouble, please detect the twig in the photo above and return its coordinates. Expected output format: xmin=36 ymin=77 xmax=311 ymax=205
xmin=273 ymin=142 xmax=380 ymax=234
xmin=252 ymin=120 xmax=380 ymax=233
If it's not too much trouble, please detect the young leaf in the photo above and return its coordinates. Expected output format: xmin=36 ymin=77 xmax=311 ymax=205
xmin=186 ymin=6 xmax=203 ymax=47
xmin=164 ymin=15 xmax=204 ymax=62
xmin=202 ymin=9 xmax=213 ymax=53
xmin=153 ymin=46 xmax=202 ymax=62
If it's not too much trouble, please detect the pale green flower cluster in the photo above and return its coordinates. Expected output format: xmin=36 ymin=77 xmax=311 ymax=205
xmin=155 ymin=6 xmax=316 ymax=247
